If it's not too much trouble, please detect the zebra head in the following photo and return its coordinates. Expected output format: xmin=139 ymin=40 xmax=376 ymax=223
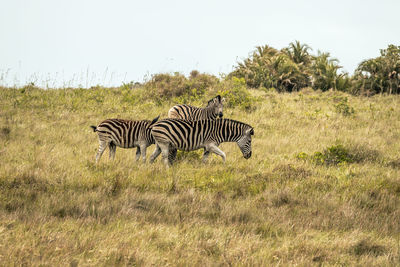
xmin=207 ymin=95 xmax=225 ymax=118
xmin=237 ymin=127 xmax=254 ymax=159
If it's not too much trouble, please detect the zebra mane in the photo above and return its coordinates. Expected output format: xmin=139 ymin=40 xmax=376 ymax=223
xmin=217 ymin=118 xmax=253 ymax=129
xmin=206 ymin=95 xmax=221 ymax=107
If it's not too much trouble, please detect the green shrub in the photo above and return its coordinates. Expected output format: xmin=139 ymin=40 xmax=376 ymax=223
xmin=217 ymin=77 xmax=255 ymax=111
xmin=296 ymin=144 xmax=380 ymax=166
xmin=334 ymin=97 xmax=355 ymax=116
xmin=144 ymin=72 xmax=218 ymax=101
xmin=297 ymin=145 xmax=355 ymax=165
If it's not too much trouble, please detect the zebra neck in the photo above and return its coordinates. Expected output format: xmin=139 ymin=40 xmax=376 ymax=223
xmin=204 ymin=105 xmax=217 ymax=119
xmin=214 ymin=120 xmax=242 ymax=143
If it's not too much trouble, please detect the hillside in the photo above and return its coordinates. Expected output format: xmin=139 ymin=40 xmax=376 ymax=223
xmin=0 ymin=86 xmax=399 ymax=265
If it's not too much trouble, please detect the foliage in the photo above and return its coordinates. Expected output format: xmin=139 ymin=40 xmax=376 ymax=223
xmin=297 ymin=145 xmax=355 ymax=165
xmin=333 ymin=97 xmax=355 ymax=116
xmin=311 ymin=51 xmax=350 ymax=92
xmin=230 ymin=44 xmax=310 ymax=92
xmin=353 ymin=44 xmax=400 ymax=95
xmin=296 ymin=144 xmax=380 ymax=165
xmin=144 ymin=71 xmax=219 ymax=101
xmin=230 ymin=41 xmax=350 ymax=93
xmin=217 ymin=77 xmax=256 ymax=111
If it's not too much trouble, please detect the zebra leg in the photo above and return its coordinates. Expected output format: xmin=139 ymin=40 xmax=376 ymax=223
xmin=109 ymin=142 xmax=116 ymax=160
xmin=96 ymin=140 xmax=108 ymax=164
xmin=202 ymin=150 xmax=210 ymax=163
xmin=209 ymin=144 xmax=226 ymax=162
xmin=168 ymin=147 xmax=177 ymax=163
xmin=158 ymin=142 xmax=171 ymax=167
xmin=149 ymin=144 xmax=161 ymax=163
xmin=140 ymin=144 xmax=147 ymax=163
xmin=135 ymin=147 xmax=141 ymax=161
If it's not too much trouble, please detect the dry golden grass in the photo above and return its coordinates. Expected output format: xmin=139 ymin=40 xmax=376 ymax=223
xmin=1 ymin=86 xmax=400 ymax=265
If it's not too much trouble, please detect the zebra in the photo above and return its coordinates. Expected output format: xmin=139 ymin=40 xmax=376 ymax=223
xmin=168 ymin=95 xmax=225 ymax=120
xmin=90 ymin=116 xmax=159 ymax=163
xmin=149 ymin=118 xmax=254 ymax=166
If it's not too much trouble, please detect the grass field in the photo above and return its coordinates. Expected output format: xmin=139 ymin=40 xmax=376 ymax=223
xmin=1 ymin=86 xmax=400 ymax=265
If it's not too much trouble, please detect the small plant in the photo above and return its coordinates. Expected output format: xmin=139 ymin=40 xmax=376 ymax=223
xmin=296 ymin=144 xmax=355 ymax=165
xmin=334 ymin=97 xmax=355 ymax=116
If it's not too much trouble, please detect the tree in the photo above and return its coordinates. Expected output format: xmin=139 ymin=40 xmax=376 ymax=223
xmin=353 ymin=44 xmax=400 ymax=94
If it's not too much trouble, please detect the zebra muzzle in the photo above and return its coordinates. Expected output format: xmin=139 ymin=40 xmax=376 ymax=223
xmin=218 ymin=112 xmax=223 ymax=118
xmin=244 ymin=151 xmax=252 ymax=159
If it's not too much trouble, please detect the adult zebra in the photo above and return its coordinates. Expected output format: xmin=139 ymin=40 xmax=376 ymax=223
xmin=150 ymin=118 xmax=254 ymax=166
xmin=168 ymin=95 xmax=225 ymax=120
xmin=90 ymin=116 xmax=159 ymax=163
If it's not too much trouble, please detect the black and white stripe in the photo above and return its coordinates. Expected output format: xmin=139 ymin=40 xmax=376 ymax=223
xmin=168 ymin=95 xmax=225 ymax=120
xmin=150 ymin=118 xmax=254 ymax=166
xmin=91 ymin=116 xmax=159 ymax=163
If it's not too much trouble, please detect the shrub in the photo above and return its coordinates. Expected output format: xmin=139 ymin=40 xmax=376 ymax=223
xmin=296 ymin=144 xmax=380 ymax=165
xmin=333 ymin=97 xmax=355 ymax=116
xmin=217 ymin=77 xmax=256 ymax=111
xmin=144 ymin=72 xmax=218 ymax=101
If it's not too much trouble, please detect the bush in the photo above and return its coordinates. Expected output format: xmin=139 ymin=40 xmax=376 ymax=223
xmin=144 ymin=72 xmax=218 ymax=101
xmin=296 ymin=144 xmax=379 ymax=166
xmin=217 ymin=77 xmax=256 ymax=111
xmin=333 ymin=97 xmax=355 ymax=116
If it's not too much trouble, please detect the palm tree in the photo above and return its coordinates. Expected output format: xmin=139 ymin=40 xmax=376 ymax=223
xmin=311 ymin=51 xmax=346 ymax=91
xmin=284 ymin=41 xmax=312 ymax=66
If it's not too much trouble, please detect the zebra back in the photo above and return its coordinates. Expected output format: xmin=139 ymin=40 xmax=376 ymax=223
xmin=94 ymin=117 xmax=158 ymax=148
xmin=168 ymin=95 xmax=224 ymax=121
xmin=151 ymin=118 xmax=253 ymax=151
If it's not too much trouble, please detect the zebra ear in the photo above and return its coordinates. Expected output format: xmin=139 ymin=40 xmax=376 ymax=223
xmin=216 ymin=95 xmax=221 ymax=102
xmin=150 ymin=115 xmax=160 ymax=126
xmin=246 ymin=128 xmax=254 ymax=136
xmin=221 ymin=97 xmax=226 ymax=103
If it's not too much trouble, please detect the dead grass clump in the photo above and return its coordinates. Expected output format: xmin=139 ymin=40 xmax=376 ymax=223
xmin=353 ymin=190 xmax=399 ymax=215
xmin=200 ymin=240 xmax=221 ymax=257
xmin=105 ymin=176 xmax=123 ymax=197
xmin=254 ymin=222 xmax=284 ymax=239
xmin=3 ymin=172 xmax=49 ymax=192
xmin=387 ymin=158 xmax=400 ymax=169
xmin=0 ymin=126 xmax=11 ymax=139
xmin=230 ymin=209 xmax=253 ymax=224
xmin=271 ymin=191 xmax=295 ymax=207
xmin=349 ymin=144 xmax=381 ymax=163
xmin=272 ymin=164 xmax=311 ymax=181
xmin=350 ymin=239 xmax=386 ymax=256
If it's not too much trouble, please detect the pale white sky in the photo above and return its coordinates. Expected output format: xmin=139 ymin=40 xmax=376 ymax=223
xmin=1 ymin=0 xmax=399 ymax=87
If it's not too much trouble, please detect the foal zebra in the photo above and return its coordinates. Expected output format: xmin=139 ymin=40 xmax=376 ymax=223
xmin=90 ymin=116 xmax=159 ymax=163
xmin=150 ymin=118 xmax=254 ymax=166
xmin=168 ymin=95 xmax=225 ymax=120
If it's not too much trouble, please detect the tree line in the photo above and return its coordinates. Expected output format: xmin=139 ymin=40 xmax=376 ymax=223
xmin=230 ymin=42 xmax=400 ymax=95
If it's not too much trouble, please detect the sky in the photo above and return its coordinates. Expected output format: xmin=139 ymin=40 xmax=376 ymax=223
xmin=1 ymin=0 xmax=399 ymax=88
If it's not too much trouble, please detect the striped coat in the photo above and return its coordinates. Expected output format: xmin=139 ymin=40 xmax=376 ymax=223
xmin=150 ymin=118 xmax=254 ymax=166
xmin=91 ymin=116 xmax=159 ymax=163
xmin=168 ymin=95 xmax=225 ymax=120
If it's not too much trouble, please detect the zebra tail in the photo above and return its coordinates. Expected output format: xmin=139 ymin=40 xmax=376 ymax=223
xmin=149 ymin=115 xmax=160 ymax=127
xmin=90 ymin=125 xmax=97 ymax=132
